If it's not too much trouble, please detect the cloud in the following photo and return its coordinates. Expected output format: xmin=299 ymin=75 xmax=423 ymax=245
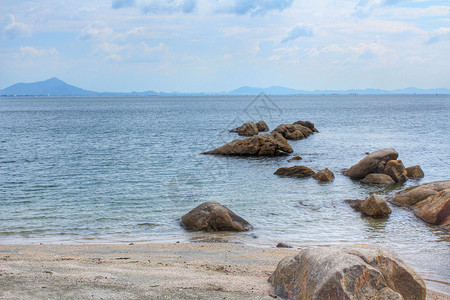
xmin=215 ymin=0 xmax=294 ymax=15
xmin=426 ymin=28 xmax=450 ymax=44
xmin=78 ymin=22 xmax=114 ymax=41
xmin=282 ymin=24 xmax=314 ymax=43
xmin=1 ymin=14 xmax=31 ymax=39
xmin=112 ymin=0 xmax=136 ymax=9
xmin=93 ymin=41 xmax=170 ymax=63
xmin=354 ymin=0 xmax=404 ymax=17
xmin=19 ymin=46 xmax=58 ymax=58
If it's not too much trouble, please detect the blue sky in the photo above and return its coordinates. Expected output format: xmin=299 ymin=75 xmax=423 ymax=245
xmin=1 ymin=0 xmax=449 ymax=92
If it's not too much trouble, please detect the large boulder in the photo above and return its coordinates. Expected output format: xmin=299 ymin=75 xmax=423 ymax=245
xmin=274 ymin=166 xmax=315 ymax=178
xmin=361 ymin=173 xmax=396 ymax=185
xmin=255 ymin=120 xmax=269 ymax=132
xmin=392 ymin=181 xmax=450 ymax=230
xmin=229 ymin=121 xmax=259 ymax=136
xmin=347 ymin=195 xmax=392 ymax=218
xmin=269 ymin=245 xmax=426 ymax=300
xmin=180 ymin=201 xmax=252 ymax=232
xmin=344 ymin=148 xmax=399 ymax=180
xmin=406 ymin=165 xmax=424 ymax=179
xmin=383 ymin=160 xmax=408 ymax=183
xmin=202 ymin=132 xmax=293 ymax=156
xmin=312 ymin=168 xmax=334 ymax=182
xmin=272 ymin=120 xmax=318 ymax=140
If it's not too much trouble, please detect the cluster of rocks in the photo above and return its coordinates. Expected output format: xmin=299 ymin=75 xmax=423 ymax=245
xmin=392 ymin=180 xmax=449 ymax=230
xmin=344 ymin=148 xmax=424 ymax=185
xmin=204 ymin=120 xmax=317 ymax=156
xmin=229 ymin=120 xmax=269 ymax=136
xmin=274 ymin=165 xmax=335 ymax=182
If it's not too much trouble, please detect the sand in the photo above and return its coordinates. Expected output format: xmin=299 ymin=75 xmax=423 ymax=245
xmin=0 ymin=242 xmax=448 ymax=300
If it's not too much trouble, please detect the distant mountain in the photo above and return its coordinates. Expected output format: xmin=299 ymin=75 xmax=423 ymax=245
xmin=0 ymin=77 xmax=101 ymax=96
xmin=1 ymin=78 xmax=449 ymax=96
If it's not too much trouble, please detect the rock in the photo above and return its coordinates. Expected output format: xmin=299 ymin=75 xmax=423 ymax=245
xmin=383 ymin=160 xmax=408 ymax=183
xmin=392 ymin=181 xmax=450 ymax=230
xmin=361 ymin=173 xmax=396 ymax=185
xmin=392 ymin=181 xmax=450 ymax=207
xmin=255 ymin=120 xmax=269 ymax=132
xmin=406 ymin=165 xmax=424 ymax=179
xmin=230 ymin=121 xmax=259 ymax=136
xmin=268 ymin=244 xmax=426 ymax=300
xmin=414 ymin=189 xmax=450 ymax=230
xmin=180 ymin=201 xmax=252 ymax=232
xmin=202 ymin=132 xmax=293 ymax=156
xmin=293 ymin=120 xmax=319 ymax=133
xmin=274 ymin=166 xmax=315 ymax=178
xmin=288 ymin=156 xmax=302 ymax=162
xmin=347 ymin=195 xmax=392 ymax=218
xmin=344 ymin=148 xmax=399 ymax=180
xmin=276 ymin=242 xmax=293 ymax=248
xmin=272 ymin=121 xmax=318 ymax=140
xmin=312 ymin=168 xmax=334 ymax=182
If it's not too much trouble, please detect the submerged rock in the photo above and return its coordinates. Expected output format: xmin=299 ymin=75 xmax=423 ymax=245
xmin=202 ymin=132 xmax=293 ymax=156
xmin=180 ymin=201 xmax=252 ymax=232
xmin=406 ymin=165 xmax=425 ymax=179
xmin=312 ymin=168 xmax=334 ymax=182
xmin=229 ymin=121 xmax=259 ymax=136
xmin=274 ymin=166 xmax=315 ymax=178
xmin=344 ymin=148 xmax=399 ymax=180
xmin=393 ymin=180 xmax=450 ymax=230
xmin=383 ymin=160 xmax=408 ymax=183
xmin=255 ymin=120 xmax=269 ymax=132
xmin=347 ymin=194 xmax=392 ymax=218
xmin=288 ymin=156 xmax=302 ymax=162
xmin=361 ymin=173 xmax=396 ymax=185
xmin=268 ymin=244 xmax=426 ymax=300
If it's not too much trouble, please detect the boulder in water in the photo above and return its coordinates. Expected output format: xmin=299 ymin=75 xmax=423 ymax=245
xmin=274 ymin=166 xmax=315 ymax=178
xmin=383 ymin=160 xmax=408 ymax=183
xmin=406 ymin=165 xmax=424 ymax=179
xmin=312 ymin=168 xmax=334 ymax=182
xmin=229 ymin=121 xmax=259 ymax=136
xmin=347 ymin=194 xmax=391 ymax=218
xmin=344 ymin=148 xmax=399 ymax=180
xmin=255 ymin=120 xmax=269 ymax=132
xmin=361 ymin=173 xmax=396 ymax=185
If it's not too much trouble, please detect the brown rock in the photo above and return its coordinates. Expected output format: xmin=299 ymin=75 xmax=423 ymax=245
xmin=406 ymin=165 xmax=424 ymax=179
xmin=268 ymin=245 xmax=426 ymax=300
xmin=202 ymin=132 xmax=293 ymax=156
xmin=383 ymin=160 xmax=408 ymax=183
xmin=344 ymin=148 xmax=399 ymax=180
xmin=361 ymin=173 xmax=396 ymax=185
xmin=348 ymin=195 xmax=391 ymax=218
xmin=276 ymin=242 xmax=293 ymax=248
xmin=180 ymin=201 xmax=252 ymax=232
xmin=272 ymin=124 xmax=309 ymax=140
xmin=288 ymin=156 xmax=302 ymax=162
xmin=312 ymin=168 xmax=334 ymax=182
xmin=255 ymin=120 xmax=269 ymax=132
xmin=293 ymin=120 xmax=319 ymax=133
xmin=230 ymin=121 xmax=258 ymax=136
xmin=274 ymin=166 xmax=315 ymax=178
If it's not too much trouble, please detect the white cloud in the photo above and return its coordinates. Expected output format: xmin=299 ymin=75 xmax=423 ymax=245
xmin=1 ymin=14 xmax=31 ymax=39
xmin=214 ymin=0 xmax=294 ymax=15
xmin=426 ymin=27 xmax=450 ymax=44
xmin=19 ymin=46 xmax=58 ymax=58
xmin=112 ymin=0 xmax=197 ymax=14
xmin=282 ymin=23 xmax=314 ymax=43
xmin=78 ymin=22 xmax=114 ymax=41
xmin=93 ymin=41 xmax=170 ymax=63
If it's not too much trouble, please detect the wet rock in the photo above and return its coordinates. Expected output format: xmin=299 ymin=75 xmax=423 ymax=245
xmin=393 ymin=181 xmax=450 ymax=230
xmin=312 ymin=168 xmax=334 ymax=182
xmin=274 ymin=166 xmax=315 ymax=178
xmin=383 ymin=160 xmax=408 ymax=183
xmin=202 ymin=132 xmax=293 ymax=156
xmin=361 ymin=173 xmax=396 ymax=185
xmin=272 ymin=121 xmax=318 ymax=140
xmin=347 ymin=195 xmax=391 ymax=218
xmin=255 ymin=120 xmax=269 ymax=132
xmin=344 ymin=148 xmax=399 ymax=180
xmin=293 ymin=120 xmax=319 ymax=133
xmin=288 ymin=156 xmax=302 ymax=162
xmin=276 ymin=242 xmax=293 ymax=248
xmin=229 ymin=121 xmax=259 ymax=136
xmin=406 ymin=165 xmax=425 ymax=179
xmin=268 ymin=244 xmax=426 ymax=300
xmin=180 ymin=201 xmax=252 ymax=232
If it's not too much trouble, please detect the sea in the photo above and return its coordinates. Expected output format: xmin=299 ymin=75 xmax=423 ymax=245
xmin=0 ymin=95 xmax=449 ymax=293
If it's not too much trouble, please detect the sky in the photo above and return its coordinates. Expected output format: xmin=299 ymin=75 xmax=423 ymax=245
xmin=0 ymin=0 xmax=449 ymax=93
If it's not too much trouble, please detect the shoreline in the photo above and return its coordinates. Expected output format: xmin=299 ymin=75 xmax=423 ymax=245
xmin=1 ymin=243 xmax=448 ymax=299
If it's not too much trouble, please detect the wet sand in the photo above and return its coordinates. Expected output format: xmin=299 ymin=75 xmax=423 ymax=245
xmin=0 ymin=243 xmax=448 ymax=299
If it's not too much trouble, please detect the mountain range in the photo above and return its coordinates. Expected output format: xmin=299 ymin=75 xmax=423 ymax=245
xmin=1 ymin=77 xmax=449 ymax=96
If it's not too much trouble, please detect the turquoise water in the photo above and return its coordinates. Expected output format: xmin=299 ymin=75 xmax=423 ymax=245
xmin=0 ymin=95 xmax=449 ymax=292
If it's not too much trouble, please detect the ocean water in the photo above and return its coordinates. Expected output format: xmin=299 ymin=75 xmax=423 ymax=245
xmin=0 ymin=95 xmax=449 ymax=292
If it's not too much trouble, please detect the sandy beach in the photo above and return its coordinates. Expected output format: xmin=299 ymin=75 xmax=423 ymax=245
xmin=0 ymin=242 xmax=448 ymax=300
